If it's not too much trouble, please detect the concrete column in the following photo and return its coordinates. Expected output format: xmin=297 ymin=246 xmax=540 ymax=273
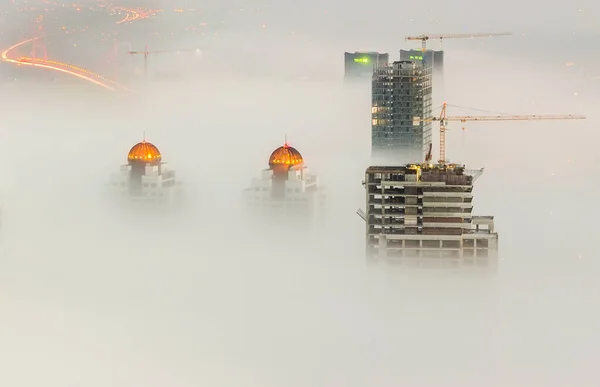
xmin=489 ymin=237 xmax=498 ymax=257
xmin=378 ymin=236 xmax=387 ymax=259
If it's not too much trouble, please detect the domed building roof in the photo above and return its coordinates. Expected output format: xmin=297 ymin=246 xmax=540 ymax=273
xmin=268 ymin=142 xmax=303 ymax=168
xmin=127 ymin=141 xmax=162 ymax=164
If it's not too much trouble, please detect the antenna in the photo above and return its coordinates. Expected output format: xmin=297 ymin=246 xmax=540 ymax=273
xmin=143 ymin=130 xmax=146 ymax=142
xmin=284 ymin=134 xmax=288 ymax=146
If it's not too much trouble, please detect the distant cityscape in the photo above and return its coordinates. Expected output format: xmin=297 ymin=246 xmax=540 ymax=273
xmin=0 ymin=4 xmax=588 ymax=272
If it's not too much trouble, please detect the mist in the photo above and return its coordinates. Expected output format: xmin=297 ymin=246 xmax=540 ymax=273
xmin=0 ymin=1 xmax=599 ymax=386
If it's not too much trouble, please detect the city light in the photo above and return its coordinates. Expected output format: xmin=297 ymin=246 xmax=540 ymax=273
xmin=114 ymin=6 xmax=161 ymax=24
xmin=0 ymin=37 xmax=127 ymax=92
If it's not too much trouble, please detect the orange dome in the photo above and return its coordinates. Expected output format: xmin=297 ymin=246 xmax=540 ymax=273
xmin=127 ymin=141 xmax=162 ymax=164
xmin=268 ymin=143 xmax=303 ymax=167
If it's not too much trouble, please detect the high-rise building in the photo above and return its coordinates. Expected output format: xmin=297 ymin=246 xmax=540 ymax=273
xmin=110 ymin=140 xmax=182 ymax=205
xmin=399 ymin=49 xmax=444 ymax=74
xmin=371 ymin=60 xmax=433 ymax=164
xmin=357 ymin=163 xmax=498 ymax=270
xmin=244 ymin=142 xmax=325 ymax=224
xmin=344 ymin=52 xmax=389 ymax=80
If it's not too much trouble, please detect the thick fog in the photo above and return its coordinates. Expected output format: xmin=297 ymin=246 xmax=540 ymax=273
xmin=0 ymin=1 xmax=599 ymax=386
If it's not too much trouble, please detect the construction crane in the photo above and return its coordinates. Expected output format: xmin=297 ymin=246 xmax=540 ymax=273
xmin=126 ymin=45 xmax=200 ymax=77
xmin=415 ymin=103 xmax=586 ymax=164
xmin=405 ymin=32 xmax=512 ymax=52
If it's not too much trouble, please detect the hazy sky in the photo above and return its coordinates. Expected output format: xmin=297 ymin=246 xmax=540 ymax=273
xmin=0 ymin=1 xmax=599 ymax=387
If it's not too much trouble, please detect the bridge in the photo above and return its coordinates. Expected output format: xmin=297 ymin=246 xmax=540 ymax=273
xmin=0 ymin=37 xmax=128 ymax=92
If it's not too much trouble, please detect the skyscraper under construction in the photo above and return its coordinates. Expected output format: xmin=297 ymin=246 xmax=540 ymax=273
xmin=371 ymin=60 xmax=433 ymax=165
xmin=358 ymin=163 xmax=499 ymax=270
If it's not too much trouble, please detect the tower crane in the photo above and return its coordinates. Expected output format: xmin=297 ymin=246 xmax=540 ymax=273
xmin=405 ymin=32 xmax=512 ymax=52
xmin=415 ymin=103 xmax=586 ymax=164
xmin=126 ymin=46 xmax=200 ymax=77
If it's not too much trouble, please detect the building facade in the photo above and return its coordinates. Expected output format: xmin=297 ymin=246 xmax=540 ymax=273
xmin=399 ymin=49 xmax=444 ymax=74
xmin=344 ymin=52 xmax=389 ymax=80
xmin=372 ymin=60 xmax=433 ymax=164
xmin=110 ymin=140 xmax=181 ymax=206
xmin=244 ymin=142 xmax=325 ymax=224
xmin=358 ymin=164 xmax=498 ymax=269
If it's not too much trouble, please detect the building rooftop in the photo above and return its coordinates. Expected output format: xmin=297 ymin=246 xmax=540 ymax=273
xmin=366 ymin=163 xmax=465 ymax=172
xmin=366 ymin=163 xmax=484 ymax=185
xmin=128 ymin=140 xmax=162 ymax=164
xmin=269 ymin=143 xmax=303 ymax=168
xmin=346 ymin=51 xmax=386 ymax=55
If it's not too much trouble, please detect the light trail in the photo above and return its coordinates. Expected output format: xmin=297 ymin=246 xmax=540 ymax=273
xmin=114 ymin=6 xmax=140 ymax=24
xmin=0 ymin=37 xmax=128 ymax=92
xmin=113 ymin=6 xmax=161 ymax=24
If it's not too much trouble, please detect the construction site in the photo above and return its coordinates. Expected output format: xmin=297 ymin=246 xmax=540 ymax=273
xmin=347 ymin=30 xmax=587 ymax=269
xmin=361 ymin=99 xmax=585 ymax=268
xmin=365 ymin=87 xmax=585 ymax=269
xmin=359 ymin=162 xmax=498 ymax=269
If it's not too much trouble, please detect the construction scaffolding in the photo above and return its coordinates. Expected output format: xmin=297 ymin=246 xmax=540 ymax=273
xmin=360 ymin=164 xmax=498 ymax=270
xmin=371 ymin=61 xmax=433 ymax=165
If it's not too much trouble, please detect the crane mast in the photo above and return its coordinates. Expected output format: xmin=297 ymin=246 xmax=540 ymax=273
xmin=416 ymin=103 xmax=586 ymax=164
xmin=405 ymin=32 xmax=512 ymax=51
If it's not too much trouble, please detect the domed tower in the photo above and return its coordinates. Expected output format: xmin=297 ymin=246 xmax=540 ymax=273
xmin=127 ymin=140 xmax=162 ymax=194
xmin=244 ymin=138 xmax=325 ymax=223
xmin=127 ymin=141 xmax=162 ymax=164
xmin=268 ymin=142 xmax=303 ymax=174
xmin=268 ymin=142 xmax=303 ymax=199
xmin=110 ymin=137 xmax=181 ymax=206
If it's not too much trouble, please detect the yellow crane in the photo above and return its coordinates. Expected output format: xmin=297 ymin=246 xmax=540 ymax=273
xmin=405 ymin=32 xmax=512 ymax=52
xmin=127 ymin=46 xmax=200 ymax=77
xmin=416 ymin=103 xmax=586 ymax=164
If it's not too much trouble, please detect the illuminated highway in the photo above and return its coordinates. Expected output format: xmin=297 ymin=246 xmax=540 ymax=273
xmin=0 ymin=1 xmax=179 ymax=90
xmin=113 ymin=6 xmax=161 ymax=24
xmin=0 ymin=37 xmax=127 ymax=92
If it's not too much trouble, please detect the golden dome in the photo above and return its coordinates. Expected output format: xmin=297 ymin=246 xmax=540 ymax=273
xmin=268 ymin=143 xmax=303 ymax=167
xmin=127 ymin=141 xmax=162 ymax=164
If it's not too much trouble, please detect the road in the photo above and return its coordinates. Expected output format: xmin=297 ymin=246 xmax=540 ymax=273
xmin=0 ymin=37 xmax=127 ymax=91
xmin=0 ymin=0 xmax=208 ymax=88
xmin=0 ymin=0 xmax=162 ymax=92
xmin=113 ymin=6 xmax=161 ymax=25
